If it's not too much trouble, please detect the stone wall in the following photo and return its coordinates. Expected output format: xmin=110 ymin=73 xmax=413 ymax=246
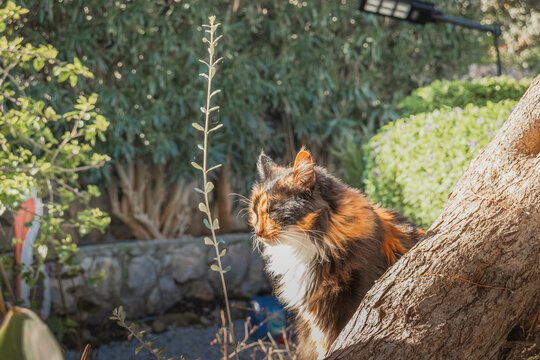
xmin=48 ymin=234 xmax=269 ymax=324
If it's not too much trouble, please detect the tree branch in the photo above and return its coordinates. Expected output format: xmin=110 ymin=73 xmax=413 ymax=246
xmin=326 ymin=75 xmax=540 ymax=360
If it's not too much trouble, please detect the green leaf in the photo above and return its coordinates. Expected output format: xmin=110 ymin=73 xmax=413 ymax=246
xmin=192 ymin=122 xmax=204 ymax=132
xmin=33 ymin=58 xmax=45 ymax=71
xmin=219 ymin=248 xmax=226 ymax=257
xmin=213 ymin=218 xmax=220 ymax=230
xmin=207 ymin=164 xmax=222 ymax=173
xmin=203 ymin=218 xmax=211 ymax=229
xmin=210 ymin=264 xmax=220 ymax=272
xmin=191 ymin=161 xmax=202 ymax=170
xmin=0 ymin=307 xmax=63 ymax=360
xmin=208 ymin=124 xmax=223 ymax=133
xmin=198 ymin=202 xmax=207 ymax=213
xmin=87 ymin=185 xmax=101 ymax=197
xmin=57 ymin=71 xmax=69 ymax=82
xmin=69 ymin=74 xmax=78 ymax=87
xmin=205 ymin=182 xmax=214 ymax=193
xmin=204 ymin=236 xmax=213 ymax=245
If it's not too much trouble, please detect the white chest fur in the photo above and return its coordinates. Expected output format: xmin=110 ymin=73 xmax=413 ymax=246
xmin=261 ymin=230 xmax=318 ymax=311
xmin=261 ymin=230 xmax=330 ymax=359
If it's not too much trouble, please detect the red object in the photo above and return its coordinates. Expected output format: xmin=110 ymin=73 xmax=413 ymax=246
xmin=14 ymin=198 xmax=36 ymax=299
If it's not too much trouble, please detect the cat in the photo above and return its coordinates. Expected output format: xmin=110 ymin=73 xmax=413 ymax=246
xmin=248 ymin=147 xmax=424 ymax=359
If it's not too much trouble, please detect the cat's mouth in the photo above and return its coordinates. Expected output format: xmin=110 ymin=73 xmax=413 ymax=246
xmin=255 ymin=232 xmax=280 ymax=245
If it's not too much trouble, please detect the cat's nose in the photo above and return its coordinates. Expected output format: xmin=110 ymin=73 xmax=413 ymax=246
xmin=255 ymin=225 xmax=264 ymax=237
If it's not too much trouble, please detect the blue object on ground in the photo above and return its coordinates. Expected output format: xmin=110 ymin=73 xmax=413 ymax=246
xmin=248 ymin=296 xmax=287 ymax=342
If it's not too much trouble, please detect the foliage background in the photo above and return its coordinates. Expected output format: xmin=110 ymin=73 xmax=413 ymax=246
xmin=480 ymin=0 xmax=539 ymax=75
xmin=19 ymin=0 xmax=491 ymax=189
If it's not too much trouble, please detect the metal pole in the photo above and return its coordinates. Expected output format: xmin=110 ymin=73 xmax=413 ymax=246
xmin=432 ymin=14 xmax=497 ymax=33
xmin=433 ymin=14 xmax=503 ymax=76
xmin=493 ymin=24 xmax=502 ymax=76
xmin=494 ymin=33 xmax=502 ymax=76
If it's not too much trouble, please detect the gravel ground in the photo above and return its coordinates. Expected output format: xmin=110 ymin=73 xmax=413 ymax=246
xmin=65 ymin=320 xmax=248 ymax=360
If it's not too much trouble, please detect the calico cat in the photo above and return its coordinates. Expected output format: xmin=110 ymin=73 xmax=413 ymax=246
xmin=249 ymin=148 xmax=424 ymax=359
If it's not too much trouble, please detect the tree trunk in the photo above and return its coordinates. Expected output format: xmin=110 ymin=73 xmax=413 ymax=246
xmin=327 ymin=76 xmax=540 ymax=360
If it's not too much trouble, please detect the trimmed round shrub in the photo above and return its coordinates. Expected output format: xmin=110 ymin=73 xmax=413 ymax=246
xmin=363 ymin=100 xmax=518 ymax=229
xmin=399 ymin=76 xmax=531 ymax=116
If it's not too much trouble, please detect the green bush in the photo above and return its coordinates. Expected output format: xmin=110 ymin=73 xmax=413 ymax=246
xmin=19 ymin=0 xmax=488 ymax=187
xmin=0 ymin=0 xmax=109 ymax=300
xmin=363 ymin=100 xmax=517 ymax=229
xmin=399 ymin=76 xmax=532 ymax=116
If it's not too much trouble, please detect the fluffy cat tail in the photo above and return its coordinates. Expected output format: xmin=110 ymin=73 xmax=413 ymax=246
xmin=374 ymin=206 xmax=425 ymax=264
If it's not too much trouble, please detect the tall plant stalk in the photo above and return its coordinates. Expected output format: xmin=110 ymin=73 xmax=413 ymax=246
xmin=192 ymin=16 xmax=238 ymax=360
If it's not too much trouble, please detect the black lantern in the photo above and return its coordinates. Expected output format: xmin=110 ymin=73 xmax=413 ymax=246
xmin=360 ymin=0 xmax=502 ymax=75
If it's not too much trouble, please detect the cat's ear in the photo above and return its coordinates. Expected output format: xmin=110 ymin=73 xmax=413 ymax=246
xmin=293 ymin=147 xmax=315 ymax=189
xmin=257 ymin=153 xmax=275 ymax=181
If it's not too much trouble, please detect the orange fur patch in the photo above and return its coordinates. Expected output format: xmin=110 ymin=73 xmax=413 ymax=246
xmin=293 ymin=148 xmax=313 ymax=175
xmin=255 ymin=193 xmax=280 ymax=239
xmin=375 ymin=207 xmax=406 ymax=264
xmin=293 ymin=148 xmax=314 ymax=187
xmin=326 ymin=188 xmax=376 ymax=255
xmin=297 ymin=210 xmax=320 ymax=230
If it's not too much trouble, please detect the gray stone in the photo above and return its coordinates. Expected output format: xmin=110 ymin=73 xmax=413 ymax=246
xmin=188 ymin=280 xmax=214 ymax=301
xmin=147 ymin=277 xmax=183 ymax=314
xmin=79 ymin=257 xmax=93 ymax=272
xmin=152 ymin=319 xmax=167 ymax=333
xmin=159 ymin=278 xmax=181 ymax=310
xmin=161 ymin=254 xmax=173 ymax=269
xmin=116 ymin=295 xmax=146 ymax=318
xmin=48 ymin=275 xmax=89 ymax=314
xmin=127 ymin=255 xmax=158 ymax=295
xmin=128 ymin=246 xmax=143 ymax=257
xmin=200 ymin=316 xmax=212 ymax=328
xmin=171 ymin=244 xmax=207 ymax=283
xmin=90 ymin=257 xmax=122 ymax=299
xmin=47 ymin=234 xmax=259 ymax=324
xmin=209 ymin=242 xmax=251 ymax=292
xmin=146 ymin=286 xmax=161 ymax=314
xmin=49 ymin=278 xmax=76 ymax=313
xmin=157 ymin=312 xmax=201 ymax=327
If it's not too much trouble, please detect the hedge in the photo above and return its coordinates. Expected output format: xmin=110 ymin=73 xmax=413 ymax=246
xmin=399 ymin=76 xmax=532 ymax=116
xmin=363 ymin=100 xmax=519 ymax=229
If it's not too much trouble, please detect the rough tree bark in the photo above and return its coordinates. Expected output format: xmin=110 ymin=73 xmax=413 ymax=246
xmin=327 ymin=76 xmax=540 ymax=360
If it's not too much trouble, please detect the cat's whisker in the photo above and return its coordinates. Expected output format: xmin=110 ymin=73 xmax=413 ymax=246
xmin=230 ymin=193 xmax=250 ymax=206
xmin=234 ymin=199 xmax=251 ymax=206
xmin=278 ymin=233 xmax=310 ymax=251
xmin=285 ymin=226 xmax=331 ymax=262
xmin=237 ymin=208 xmax=250 ymax=219
xmin=229 ymin=192 xmax=249 ymax=201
